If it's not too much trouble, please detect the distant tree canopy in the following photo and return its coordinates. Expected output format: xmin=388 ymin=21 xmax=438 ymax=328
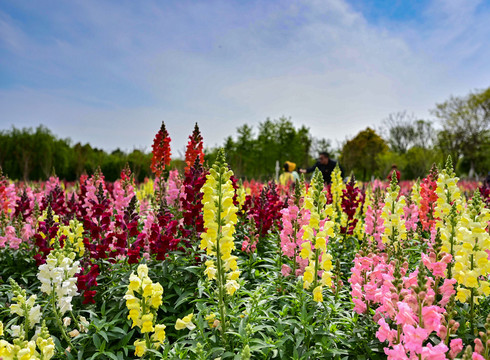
xmin=211 ymin=117 xmax=314 ymax=180
xmin=2 ymin=88 xmax=488 ymax=182
xmin=432 ymin=87 xmax=490 ymax=177
xmin=340 ymin=128 xmax=388 ymax=181
xmin=0 ymin=126 xmax=154 ymax=182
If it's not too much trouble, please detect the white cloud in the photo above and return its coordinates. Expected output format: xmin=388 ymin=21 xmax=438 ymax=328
xmin=1 ymin=0 xmax=489 ymax=156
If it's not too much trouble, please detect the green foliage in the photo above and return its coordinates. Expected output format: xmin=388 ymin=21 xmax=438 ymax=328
xmin=218 ymin=117 xmax=313 ymax=180
xmin=432 ymin=87 xmax=490 ymax=177
xmin=340 ymin=128 xmax=388 ymax=181
xmin=0 ymin=126 xmax=153 ymax=181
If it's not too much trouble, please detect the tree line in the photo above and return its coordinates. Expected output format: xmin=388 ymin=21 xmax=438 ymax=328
xmin=1 ymin=87 xmax=488 ymax=182
xmin=0 ymin=126 xmax=156 ymax=182
xmin=339 ymin=87 xmax=489 ymax=181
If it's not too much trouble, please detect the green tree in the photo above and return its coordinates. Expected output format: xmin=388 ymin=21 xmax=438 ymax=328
xmin=219 ymin=117 xmax=313 ymax=180
xmin=340 ymin=127 xmax=388 ymax=181
xmin=432 ymin=87 xmax=490 ymax=177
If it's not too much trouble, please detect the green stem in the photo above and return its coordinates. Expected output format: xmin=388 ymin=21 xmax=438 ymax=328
xmin=145 ymin=332 xmax=154 ymax=360
xmin=470 ymin=253 xmax=475 ymax=335
xmin=22 ymin=302 xmax=30 ymax=340
xmin=69 ymin=310 xmax=80 ymax=330
xmin=447 ymin=223 xmax=455 ymax=279
xmin=215 ymin=171 xmax=227 ymax=343
xmin=313 ymin=248 xmax=319 ymax=290
xmin=51 ymin=293 xmax=76 ymax=354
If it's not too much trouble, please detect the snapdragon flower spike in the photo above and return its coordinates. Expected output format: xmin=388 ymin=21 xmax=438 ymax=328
xmin=435 ymin=157 xmax=462 ymax=279
xmin=380 ymin=172 xmax=407 ymax=253
xmin=200 ymin=149 xmax=240 ymax=295
xmin=0 ymin=169 xmax=16 ymax=217
xmin=243 ymin=181 xmax=285 ymax=240
xmin=364 ymin=189 xmax=386 ymax=250
xmin=180 ymin=158 xmax=206 ymax=239
xmin=151 ymin=121 xmax=172 ymax=178
xmin=279 ymin=198 xmax=310 ymax=276
xmin=373 ymin=261 xmax=463 ymax=359
xmin=419 ymin=165 xmax=439 ymax=232
xmin=200 ymin=149 xmax=240 ymax=339
xmin=124 ymin=264 xmax=166 ymax=357
xmin=37 ymin=242 xmax=80 ymax=315
xmin=328 ymin=164 xmax=344 ymax=215
xmin=340 ymin=176 xmax=364 ymax=235
xmin=0 ymin=320 xmax=55 ymax=360
xmin=453 ymin=190 xmax=490 ymax=306
xmin=9 ymin=279 xmax=42 ymax=338
xmin=435 ymin=156 xmax=462 ymax=221
xmin=300 ymin=168 xmax=335 ymax=302
xmin=184 ymin=123 xmax=205 ymax=173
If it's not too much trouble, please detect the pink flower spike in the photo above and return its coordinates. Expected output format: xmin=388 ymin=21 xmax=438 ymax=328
xmin=376 ymin=318 xmax=396 ymax=344
xmin=448 ymin=338 xmax=463 ymax=359
xmin=395 ymin=302 xmax=417 ymax=326
xmin=385 ymin=344 xmax=409 ymax=360
xmin=420 ymin=343 xmax=448 ymax=360
xmin=281 ymin=264 xmax=292 ymax=277
xmin=402 ymin=324 xmax=428 ymax=354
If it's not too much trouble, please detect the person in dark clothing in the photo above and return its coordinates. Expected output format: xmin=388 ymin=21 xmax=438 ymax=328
xmin=300 ymin=152 xmax=343 ymax=184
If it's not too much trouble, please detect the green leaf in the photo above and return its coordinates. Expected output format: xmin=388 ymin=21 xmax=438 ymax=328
xmin=92 ymin=334 xmax=101 ymax=349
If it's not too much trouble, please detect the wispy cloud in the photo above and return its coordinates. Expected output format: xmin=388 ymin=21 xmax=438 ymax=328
xmin=0 ymin=0 xmax=489 ymax=154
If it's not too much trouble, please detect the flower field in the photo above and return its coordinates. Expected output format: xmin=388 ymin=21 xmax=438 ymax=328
xmin=1 ymin=123 xmax=490 ymax=360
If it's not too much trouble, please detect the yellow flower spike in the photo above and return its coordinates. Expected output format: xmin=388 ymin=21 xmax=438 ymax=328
xmin=141 ymin=314 xmax=154 ymax=333
xmin=142 ymin=278 xmax=153 ymax=298
xmin=204 ymin=263 xmax=217 ymax=280
xmin=137 ymin=264 xmax=149 ymax=278
xmin=134 ymin=339 xmax=147 ymax=357
xmin=321 ymin=271 xmax=333 ymax=287
xmin=227 ymin=270 xmax=241 ymax=281
xmin=300 ymin=168 xmax=335 ymax=297
xmin=205 ymin=313 xmax=216 ymax=327
xmin=225 ymin=280 xmax=240 ymax=295
xmin=152 ymin=324 xmax=166 ymax=344
xmin=175 ymin=314 xmax=196 ymax=331
xmin=313 ymin=285 xmax=323 ymax=302
xmin=128 ymin=274 xmax=141 ymax=291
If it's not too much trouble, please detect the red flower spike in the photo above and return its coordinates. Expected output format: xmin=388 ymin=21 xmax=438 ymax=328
xmin=184 ymin=123 xmax=204 ymax=173
xmin=151 ymin=122 xmax=172 ymax=178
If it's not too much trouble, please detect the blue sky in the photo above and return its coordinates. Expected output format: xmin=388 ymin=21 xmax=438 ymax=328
xmin=1 ymin=0 xmax=489 ymax=156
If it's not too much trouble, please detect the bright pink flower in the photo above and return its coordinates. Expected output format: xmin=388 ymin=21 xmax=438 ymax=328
xmin=281 ymin=264 xmax=292 ymax=277
xmin=376 ymin=317 xmax=396 ymax=344
xmin=448 ymin=338 xmax=463 ymax=359
xmin=395 ymin=302 xmax=417 ymax=326
xmin=420 ymin=343 xmax=448 ymax=360
xmin=473 ymin=353 xmax=485 ymax=360
xmin=165 ymin=170 xmax=181 ymax=206
xmin=385 ymin=344 xmax=409 ymax=360
xmin=474 ymin=339 xmax=484 ymax=354
xmin=0 ymin=225 xmax=22 ymax=249
xmin=422 ymin=306 xmax=444 ymax=334
xmin=353 ymin=297 xmax=367 ymax=314
xmin=439 ymin=278 xmax=456 ymax=307
xmin=21 ymin=223 xmax=34 ymax=242
xmin=402 ymin=324 xmax=428 ymax=354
